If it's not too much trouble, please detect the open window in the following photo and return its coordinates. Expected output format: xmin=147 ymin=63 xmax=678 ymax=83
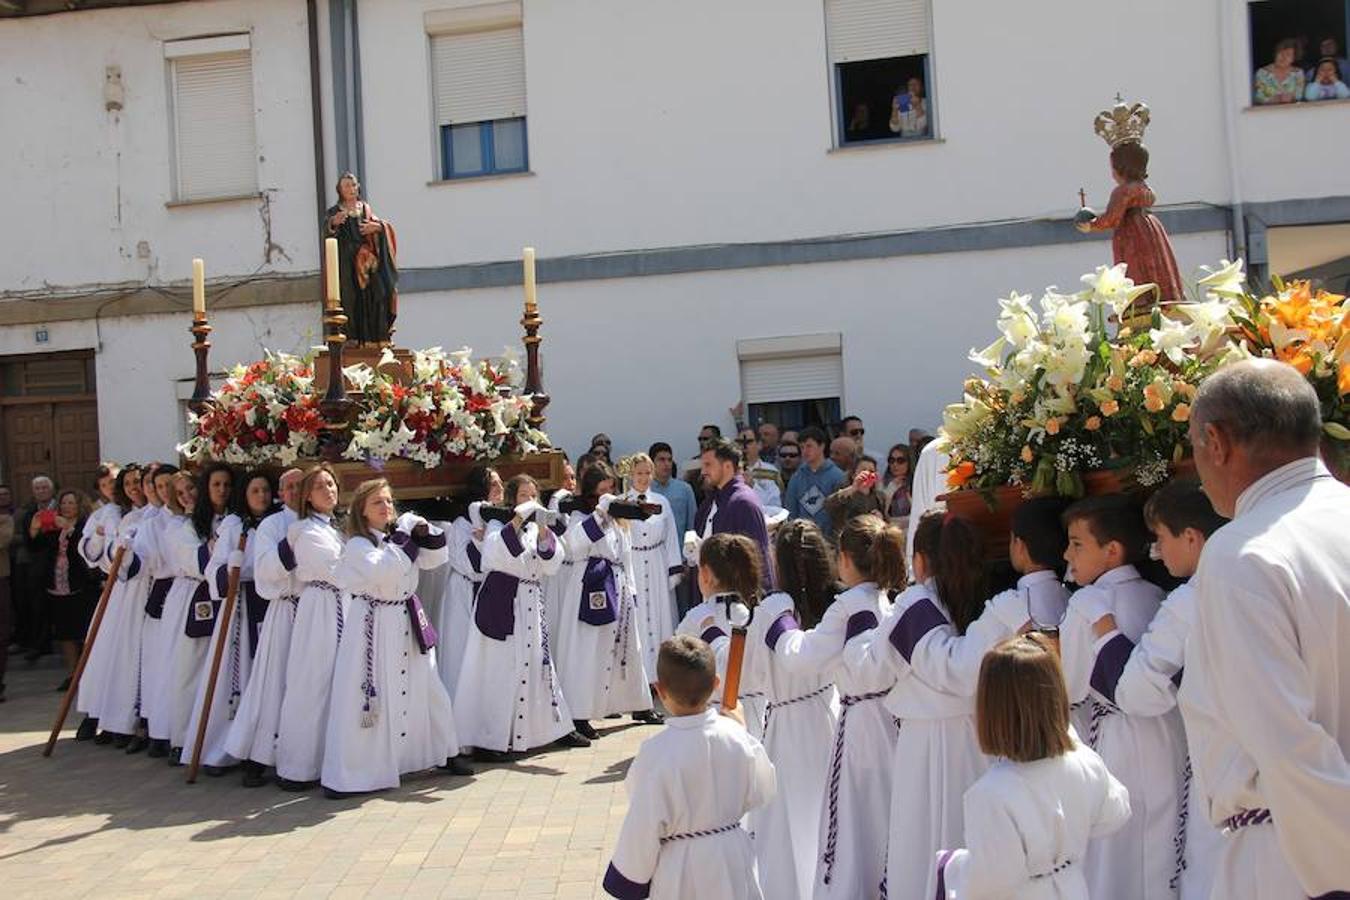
xmin=1248 ymin=0 xmax=1349 ymax=106
xmin=826 ymin=0 xmax=934 ymax=145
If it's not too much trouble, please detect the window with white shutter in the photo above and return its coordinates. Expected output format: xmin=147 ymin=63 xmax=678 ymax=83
xmin=825 ymin=0 xmax=935 ymax=146
xmin=427 ymin=3 xmax=529 ymax=179
xmin=739 ymin=334 xmax=844 ymax=432
xmin=166 ymin=34 xmax=257 ymax=201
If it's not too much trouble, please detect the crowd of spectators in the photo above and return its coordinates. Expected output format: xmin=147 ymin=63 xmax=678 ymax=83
xmin=1253 ymin=35 xmax=1350 ymax=105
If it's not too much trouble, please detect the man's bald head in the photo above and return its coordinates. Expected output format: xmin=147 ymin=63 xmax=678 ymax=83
xmin=278 ymin=468 xmax=304 ymax=507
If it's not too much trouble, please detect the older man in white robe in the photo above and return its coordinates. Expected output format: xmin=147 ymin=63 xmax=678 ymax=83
xmin=1179 ymin=359 xmax=1350 ymax=900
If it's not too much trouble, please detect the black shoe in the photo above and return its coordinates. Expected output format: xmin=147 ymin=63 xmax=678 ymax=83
xmin=168 ymin=747 xmax=183 ymax=767
xmin=474 ymin=747 xmax=511 ymax=763
xmin=241 ymin=762 xmax=267 ymax=788
xmin=146 ymin=739 xmax=169 ymax=758
xmin=94 ymin=731 xmax=115 ymax=745
xmin=112 ymin=733 xmax=131 ymax=749
xmin=604 ymin=713 xmax=622 ymax=719
xmin=632 ymin=709 xmax=665 ymax=725
xmin=125 ymin=735 xmax=149 ymax=755
xmin=439 ymin=757 xmax=474 ymax=776
xmin=556 ymin=730 xmax=591 ymax=748
xmin=75 ymin=717 xmax=99 ymax=741
xmin=275 ymin=777 xmax=315 ymax=792
xmin=56 ymin=676 xmax=72 ymax=692
xmin=323 ymin=787 xmax=364 ymax=800
xmin=573 ymin=719 xmax=599 ymax=740
xmin=202 ymin=764 xmax=233 ymax=777
xmin=0 ymin=684 xmax=6 ymax=703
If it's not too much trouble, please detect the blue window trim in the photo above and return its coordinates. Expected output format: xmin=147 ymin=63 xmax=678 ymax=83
xmin=440 ymin=117 xmax=529 ymax=180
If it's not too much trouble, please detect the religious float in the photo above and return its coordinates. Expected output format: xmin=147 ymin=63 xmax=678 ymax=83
xmin=176 ymin=241 xmax=564 ymax=502
xmin=938 ymin=100 xmax=1349 ymax=561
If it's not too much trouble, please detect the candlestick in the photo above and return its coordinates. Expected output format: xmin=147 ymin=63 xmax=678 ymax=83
xmin=523 ymin=246 xmax=537 ymax=311
xmin=325 ymin=237 xmax=340 ymax=308
xmin=192 ymin=258 xmax=205 ymax=319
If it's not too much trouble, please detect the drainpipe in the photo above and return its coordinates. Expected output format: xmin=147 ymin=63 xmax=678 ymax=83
xmin=1217 ymin=0 xmax=1249 ymax=271
xmin=307 ymin=0 xmax=327 ymax=234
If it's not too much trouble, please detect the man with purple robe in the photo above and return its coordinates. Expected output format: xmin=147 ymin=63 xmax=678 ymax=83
xmin=694 ymin=439 xmax=773 ymax=592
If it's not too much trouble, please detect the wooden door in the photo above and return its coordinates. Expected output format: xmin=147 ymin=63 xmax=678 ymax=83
xmin=2 ymin=403 xmax=54 ymax=506
xmin=52 ymin=401 xmax=101 ymax=498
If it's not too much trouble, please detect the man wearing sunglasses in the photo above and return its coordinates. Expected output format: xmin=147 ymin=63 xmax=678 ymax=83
xmin=839 ymin=415 xmax=876 ymax=461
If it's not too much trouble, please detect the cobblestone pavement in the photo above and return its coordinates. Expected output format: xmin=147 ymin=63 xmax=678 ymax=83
xmin=0 ymin=658 xmax=646 ymax=899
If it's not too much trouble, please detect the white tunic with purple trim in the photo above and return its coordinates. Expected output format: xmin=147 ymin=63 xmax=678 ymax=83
xmin=677 ymin=595 xmax=766 ymax=739
xmin=181 ymin=514 xmax=259 ymax=768
xmin=772 ymin=581 xmax=896 ymax=900
xmin=935 ymin=739 xmax=1131 ymax=899
xmin=624 ymin=489 xmax=682 ymax=681
xmin=155 ymin=514 xmax=218 ymax=748
xmin=745 ymin=592 xmax=839 ymax=900
xmin=134 ymin=508 xmax=177 ymax=738
xmin=455 ymin=520 xmax=572 ymax=752
xmin=602 ymin=708 xmax=776 ymax=900
xmin=79 ymin=504 xmax=150 ymax=731
xmin=1061 ymin=565 xmax=1182 ymax=900
xmin=274 ymin=512 xmax=346 ymax=782
xmin=225 ymin=506 xmax=298 ymax=767
xmin=542 ymin=504 xmax=582 ymax=647
xmin=553 ymin=511 xmax=652 ymax=720
xmin=322 ymin=513 xmax=455 ymax=792
xmin=435 ymin=514 xmax=485 ymax=699
xmin=76 ymin=502 xmax=122 ymax=716
xmin=849 ymin=580 xmax=993 ymax=900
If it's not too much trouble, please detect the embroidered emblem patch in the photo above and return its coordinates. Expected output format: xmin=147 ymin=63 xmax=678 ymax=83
xmin=193 ymin=601 xmax=215 ymax=621
xmin=589 ymin=591 xmax=608 ymax=610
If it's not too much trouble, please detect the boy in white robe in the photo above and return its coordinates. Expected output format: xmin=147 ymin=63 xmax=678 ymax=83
xmin=603 ymin=634 xmax=775 ymax=900
xmin=1085 ymin=479 xmax=1226 ymax=900
xmin=1058 ymin=495 xmax=1182 ymax=900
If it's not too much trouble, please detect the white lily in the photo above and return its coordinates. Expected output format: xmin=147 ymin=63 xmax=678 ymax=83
xmin=1178 ymin=298 xmax=1235 ymax=346
xmin=1196 ymin=258 xmax=1246 ymax=297
xmin=968 ymin=337 xmax=1007 ymax=370
xmin=377 ymin=347 xmax=398 ymax=370
xmin=1081 ymin=263 xmax=1156 ymax=317
xmin=1267 ymin=319 xmax=1310 ymax=353
xmin=343 ymin=363 xmax=375 ymax=392
xmin=997 ymin=292 xmax=1039 ymax=349
xmin=1149 ymin=316 xmax=1196 ymax=365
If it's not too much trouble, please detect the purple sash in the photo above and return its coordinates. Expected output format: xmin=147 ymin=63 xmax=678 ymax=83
xmin=184 ymin=580 xmax=219 ymax=638
xmin=241 ymin=581 xmax=268 ymax=659
xmin=145 ymin=577 xmax=173 ymax=619
xmin=578 ymin=557 xmax=618 ymax=626
xmin=407 ymin=592 xmax=438 ymax=653
xmin=475 ymin=571 xmax=518 ymax=641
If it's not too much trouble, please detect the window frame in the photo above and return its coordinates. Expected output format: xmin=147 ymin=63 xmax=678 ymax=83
xmin=164 ymin=34 xmax=258 ymax=203
xmin=832 ymin=51 xmax=937 ymax=148
xmin=439 ymin=116 xmax=530 ymax=181
xmin=1243 ymin=0 xmax=1350 ymax=110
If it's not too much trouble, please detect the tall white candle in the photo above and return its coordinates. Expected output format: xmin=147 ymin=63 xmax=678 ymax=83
xmin=192 ymin=258 xmax=205 ymax=319
xmin=325 ymin=237 xmax=340 ymax=308
xmin=523 ymin=246 xmax=537 ymax=310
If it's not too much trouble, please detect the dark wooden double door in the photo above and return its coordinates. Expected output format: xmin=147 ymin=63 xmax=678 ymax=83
xmin=1 ymin=352 xmax=102 ymax=506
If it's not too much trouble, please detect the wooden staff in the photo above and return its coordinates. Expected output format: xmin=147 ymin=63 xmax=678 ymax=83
xmin=186 ymin=529 xmax=248 ymax=783
xmin=719 ymin=597 xmax=753 ymax=712
xmin=44 ymin=545 xmax=125 ymax=757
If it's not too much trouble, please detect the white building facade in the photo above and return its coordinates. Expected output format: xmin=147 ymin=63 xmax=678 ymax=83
xmin=2 ymin=0 xmax=1348 ymax=498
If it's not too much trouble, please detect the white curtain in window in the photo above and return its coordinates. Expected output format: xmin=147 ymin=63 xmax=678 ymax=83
xmin=171 ymin=49 xmax=257 ymax=201
xmin=826 ymin=0 xmax=931 ymax=63
xmin=431 ymin=27 xmax=526 ymax=126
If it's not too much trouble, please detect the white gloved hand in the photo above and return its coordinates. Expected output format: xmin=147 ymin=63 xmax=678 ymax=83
xmin=596 ymin=494 xmax=617 ymax=515
xmin=228 ymin=550 xmax=245 ymax=569
xmin=682 ymin=530 xmax=700 ymax=567
xmin=668 ymin=572 xmax=683 ymax=591
xmin=117 ymin=531 xmax=137 ymax=550
xmin=514 ymin=500 xmax=546 ymax=521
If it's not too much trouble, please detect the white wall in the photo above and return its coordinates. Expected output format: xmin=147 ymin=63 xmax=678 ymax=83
xmin=0 ymin=0 xmax=320 ymax=294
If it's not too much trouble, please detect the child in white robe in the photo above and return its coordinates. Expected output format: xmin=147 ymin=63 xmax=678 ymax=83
xmin=675 ymin=573 xmax=765 ymax=738
xmin=1085 ymin=480 xmax=1226 ymax=900
xmin=553 ymin=464 xmax=651 ymax=739
xmin=455 ymin=475 xmax=589 ymax=757
xmin=770 ymin=518 xmax=899 ymax=899
xmin=273 ymin=465 xmax=348 ymax=788
xmin=936 ymin=632 xmax=1131 ymax=899
xmin=436 ymin=465 xmax=502 ymax=700
xmin=132 ymin=464 xmax=181 ymax=757
xmin=74 ymin=473 xmax=125 ymax=738
xmin=603 ymin=634 xmax=776 ymax=900
xmin=623 ymin=454 xmax=683 ymax=707
xmin=183 ymin=470 xmax=274 ymax=773
xmin=1059 ymin=495 xmax=1182 ymax=900
xmin=321 ymin=479 xmax=470 ymax=796
xmin=226 ymin=467 xmax=303 ymax=787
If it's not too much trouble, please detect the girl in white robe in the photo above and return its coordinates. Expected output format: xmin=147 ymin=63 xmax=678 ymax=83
xmin=273 ymin=464 xmax=347 ymax=788
xmin=436 ymin=465 xmax=502 ymax=699
xmin=159 ymin=464 xmax=232 ymax=760
xmin=623 ymin=455 xmax=682 ymax=693
xmin=770 ymin=520 xmax=898 ymax=900
xmin=182 ymin=471 xmax=274 ymax=772
xmin=456 ymin=475 xmax=588 ymax=756
xmin=133 ymin=465 xmax=182 ymax=757
xmin=553 ymin=465 xmax=652 ymax=739
xmin=935 ymin=632 xmax=1132 ymax=900
xmin=226 ymin=468 xmax=303 ymax=787
xmin=322 ymin=479 xmax=469 ymax=795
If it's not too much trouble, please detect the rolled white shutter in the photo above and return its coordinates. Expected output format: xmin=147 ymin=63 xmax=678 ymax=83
xmin=826 ymin=0 xmax=930 ymax=63
xmin=172 ymin=50 xmax=257 ymax=201
xmin=431 ymin=27 xmax=526 ymax=126
xmin=741 ymin=354 xmax=844 ymax=404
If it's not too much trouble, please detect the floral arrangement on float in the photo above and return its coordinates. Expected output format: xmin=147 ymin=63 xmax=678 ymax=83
xmin=179 ymin=346 xmax=550 ymax=468
xmin=940 ymin=258 xmax=1349 ymax=501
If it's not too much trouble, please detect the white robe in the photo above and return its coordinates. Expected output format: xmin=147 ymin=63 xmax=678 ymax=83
xmin=75 ymin=499 xmax=121 ymax=718
xmin=742 ymin=591 xmax=839 ymax=900
xmin=553 ymin=510 xmax=652 ymax=720
xmin=454 ymin=520 xmax=571 ymax=752
xmin=435 ymin=515 xmax=484 ymax=700
xmin=225 ymin=506 xmax=299 ymax=766
xmin=1061 ymin=564 xmax=1183 ymax=900
xmin=602 ymin=708 xmax=776 ymax=900
xmin=906 ymin=439 xmax=949 ymax=575
xmin=155 ymin=515 xmax=217 ymax=748
xmin=1179 ymin=458 xmax=1350 ymax=900
xmin=849 ymin=580 xmax=993 ymax=900
xmin=542 ymin=505 xmax=581 ymax=648
xmin=181 ymin=514 xmax=258 ymax=768
xmin=79 ymin=504 xmax=148 ymax=731
xmin=674 ymin=595 xmax=766 ymax=738
xmin=322 ymin=514 xmax=456 ymax=792
xmin=624 ymin=490 xmax=682 ymax=681
xmin=1094 ymin=581 xmax=1220 ymax=900
xmin=274 ymin=512 xmax=346 ymax=783
xmin=135 ymin=509 xmax=178 ymax=738
xmin=773 ymin=582 xmax=897 ymax=899
xmin=937 ymin=740 xmax=1132 ymax=900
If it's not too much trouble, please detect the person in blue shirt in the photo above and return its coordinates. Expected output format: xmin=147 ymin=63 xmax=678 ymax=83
xmin=783 ymin=426 xmax=847 ymax=534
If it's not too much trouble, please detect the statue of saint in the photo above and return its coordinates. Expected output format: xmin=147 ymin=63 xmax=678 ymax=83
xmin=1076 ymin=102 xmax=1185 ymax=327
xmin=324 ymin=172 xmax=398 ymax=346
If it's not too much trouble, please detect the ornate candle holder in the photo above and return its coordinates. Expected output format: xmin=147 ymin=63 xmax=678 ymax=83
xmin=521 ymin=299 xmax=550 ymax=430
xmin=188 ymin=316 xmax=213 ymax=415
xmin=320 ymin=302 xmax=353 ymax=422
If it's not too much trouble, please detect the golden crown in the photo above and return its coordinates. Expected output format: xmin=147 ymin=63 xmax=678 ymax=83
xmin=1094 ymin=100 xmax=1151 ymax=148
